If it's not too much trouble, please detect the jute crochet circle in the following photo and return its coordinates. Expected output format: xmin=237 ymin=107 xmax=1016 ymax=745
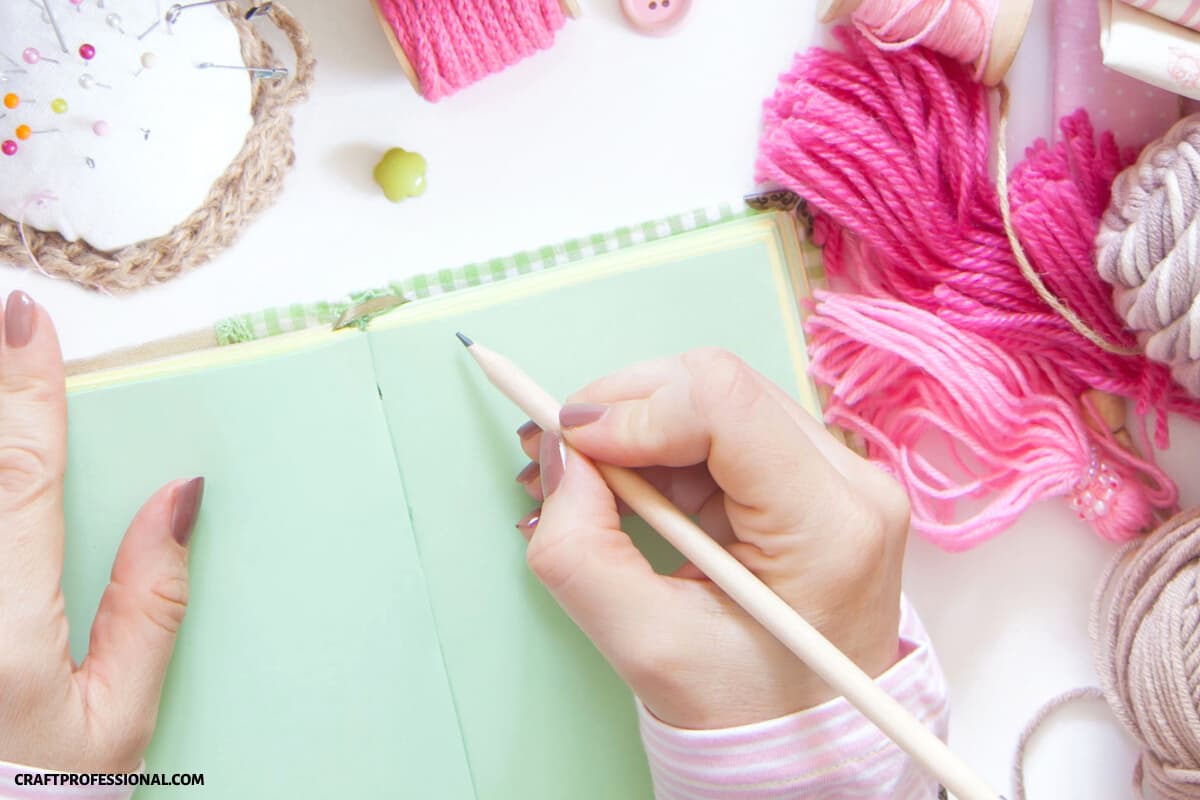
xmin=0 ymin=3 xmax=315 ymax=293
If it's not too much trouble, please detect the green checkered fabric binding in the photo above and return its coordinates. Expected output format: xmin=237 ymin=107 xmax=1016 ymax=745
xmin=215 ymin=203 xmax=807 ymax=345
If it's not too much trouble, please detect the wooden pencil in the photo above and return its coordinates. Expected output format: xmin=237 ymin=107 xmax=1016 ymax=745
xmin=459 ymin=333 xmax=1002 ymax=800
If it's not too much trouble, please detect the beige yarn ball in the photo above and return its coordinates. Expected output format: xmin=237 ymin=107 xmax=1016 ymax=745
xmin=1096 ymin=113 xmax=1200 ymax=397
xmin=1092 ymin=509 xmax=1200 ymax=799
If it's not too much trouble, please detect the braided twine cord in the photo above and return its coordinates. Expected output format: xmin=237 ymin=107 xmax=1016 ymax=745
xmin=0 ymin=2 xmax=316 ymax=293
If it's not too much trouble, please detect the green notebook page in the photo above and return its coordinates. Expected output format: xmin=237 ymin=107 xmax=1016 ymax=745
xmin=366 ymin=214 xmax=815 ymax=799
xmin=62 ymin=334 xmax=473 ymax=799
xmin=58 ymin=212 xmax=814 ymax=799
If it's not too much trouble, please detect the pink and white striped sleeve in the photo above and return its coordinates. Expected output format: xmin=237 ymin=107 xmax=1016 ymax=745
xmin=0 ymin=762 xmax=134 ymax=800
xmin=638 ymin=596 xmax=948 ymax=800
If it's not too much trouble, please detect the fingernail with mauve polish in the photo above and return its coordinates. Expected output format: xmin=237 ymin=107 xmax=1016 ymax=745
xmin=517 ymin=420 xmax=540 ymax=440
xmin=516 ymin=508 xmax=540 ymax=533
xmin=560 ymin=403 xmax=607 ymax=429
xmin=4 ymin=291 xmax=36 ymax=349
xmin=539 ymin=433 xmax=566 ymax=497
xmin=171 ymin=477 xmax=205 ymax=547
xmin=515 ymin=462 xmax=539 ymax=485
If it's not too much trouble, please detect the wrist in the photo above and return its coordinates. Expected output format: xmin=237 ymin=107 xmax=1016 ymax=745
xmin=635 ymin=625 xmax=901 ymax=730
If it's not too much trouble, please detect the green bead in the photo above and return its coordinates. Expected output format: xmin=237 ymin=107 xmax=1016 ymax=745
xmin=373 ymin=147 xmax=427 ymax=203
xmin=50 ymin=98 xmax=68 ymax=114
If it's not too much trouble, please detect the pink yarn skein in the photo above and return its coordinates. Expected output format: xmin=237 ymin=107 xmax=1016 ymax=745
xmin=758 ymin=30 xmax=1180 ymax=547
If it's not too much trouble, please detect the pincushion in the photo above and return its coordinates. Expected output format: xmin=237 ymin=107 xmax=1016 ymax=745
xmin=0 ymin=1 xmax=314 ymax=292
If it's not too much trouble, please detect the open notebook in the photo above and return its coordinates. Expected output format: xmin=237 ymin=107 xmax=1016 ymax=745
xmin=62 ymin=210 xmax=821 ymax=799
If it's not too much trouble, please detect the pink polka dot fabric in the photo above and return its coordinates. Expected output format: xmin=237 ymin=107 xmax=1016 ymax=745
xmin=1056 ymin=0 xmax=1184 ymax=147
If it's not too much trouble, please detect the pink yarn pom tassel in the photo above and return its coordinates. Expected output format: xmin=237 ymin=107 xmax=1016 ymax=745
xmin=758 ymin=29 xmax=1182 ymax=546
xmin=808 ymin=292 xmax=1174 ymax=549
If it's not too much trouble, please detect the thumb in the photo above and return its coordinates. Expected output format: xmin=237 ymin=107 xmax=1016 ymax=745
xmin=528 ymin=433 xmax=675 ymax=672
xmin=79 ymin=477 xmax=204 ymax=769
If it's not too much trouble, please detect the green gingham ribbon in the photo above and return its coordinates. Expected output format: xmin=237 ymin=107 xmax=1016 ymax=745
xmin=215 ymin=202 xmax=813 ymax=345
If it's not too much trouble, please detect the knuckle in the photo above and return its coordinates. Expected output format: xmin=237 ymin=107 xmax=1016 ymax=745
xmin=525 ymin=532 xmax=581 ymax=593
xmin=850 ymin=505 xmax=891 ymax=554
xmin=875 ymin=476 xmax=912 ymax=540
xmin=684 ymin=346 xmax=743 ymax=375
xmin=5 ymin=372 xmax=61 ymax=406
xmin=838 ymin=486 xmax=908 ymax=582
xmin=850 ymin=470 xmax=911 ymax=545
xmin=682 ymin=348 xmax=760 ymax=417
xmin=142 ymin=576 xmax=190 ymax=637
xmin=627 ymin=400 xmax=668 ymax=452
xmin=0 ymin=441 xmax=56 ymax=508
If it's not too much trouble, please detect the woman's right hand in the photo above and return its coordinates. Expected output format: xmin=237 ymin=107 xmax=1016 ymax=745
xmin=515 ymin=348 xmax=912 ymax=730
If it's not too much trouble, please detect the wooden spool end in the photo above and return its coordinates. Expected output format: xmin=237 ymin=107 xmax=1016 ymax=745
xmin=372 ymin=0 xmax=582 ymax=96
xmin=817 ymin=0 xmax=864 ymax=24
xmin=982 ymin=0 xmax=1033 ymax=86
xmin=1083 ymin=389 xmax=1140 ymax=458
xmin=370 ymin=0 xmax=421 ymax=93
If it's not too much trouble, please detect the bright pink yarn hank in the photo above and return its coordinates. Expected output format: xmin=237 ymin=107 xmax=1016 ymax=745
xmin=851 ymin=0 xmax=995 ymax=81
xmin=377 ymin=0 xmax=565 ymax=101
xmin=757 ymin=29 xmax=1181 ymax=547
xmin=758 ymin=29 xmax=1200 ymax=445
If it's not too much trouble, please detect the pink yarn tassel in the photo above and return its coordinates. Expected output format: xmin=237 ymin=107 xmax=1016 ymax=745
xmin=758 ymin=29 xmax=1182 ymax=546
xmin=808 ymin=292 xmax=1174 ymax=548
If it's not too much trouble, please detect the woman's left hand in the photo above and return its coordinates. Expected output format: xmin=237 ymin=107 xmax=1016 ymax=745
xmin=0 ymin=291 xmax=203 ymax=772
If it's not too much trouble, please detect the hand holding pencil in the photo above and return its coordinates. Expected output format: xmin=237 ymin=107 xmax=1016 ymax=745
xmin=510 ymin=347 xmax=909 ymax=728
xmin=464 ymin=337 xmax=1002 ymax=799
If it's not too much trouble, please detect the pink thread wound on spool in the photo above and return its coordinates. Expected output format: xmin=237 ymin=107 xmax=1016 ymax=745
xmin=850 ymin=0 xmax=996 ymax=81
xmin=375 ymin=0 xmax=566 ymax=101
xmin=758 ymin=30 xmax=1180 ymax=547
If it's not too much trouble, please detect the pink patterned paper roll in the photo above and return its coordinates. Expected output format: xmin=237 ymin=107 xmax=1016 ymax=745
xmin=1057 ymin=0 xmax=1184 ymax=147
xmin=1122 ymin=0 xmax=1200 ymax=31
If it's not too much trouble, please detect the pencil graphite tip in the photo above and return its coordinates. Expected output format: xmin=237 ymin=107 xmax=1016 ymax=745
xmin=455 ymin=332 xmax=474 ymax=348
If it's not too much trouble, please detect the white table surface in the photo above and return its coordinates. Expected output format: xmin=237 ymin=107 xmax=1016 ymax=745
xmin=6 ymin=2 xmax=1190 ymax=797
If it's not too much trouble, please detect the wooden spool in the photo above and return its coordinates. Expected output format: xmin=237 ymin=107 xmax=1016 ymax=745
xmin=1084 ymin=389 xmax=1140 ymax=459
xmin=371 ymin=0 xmax=582 ymax=96
xmin=816 ymin=0 xmax=1034 ymax=86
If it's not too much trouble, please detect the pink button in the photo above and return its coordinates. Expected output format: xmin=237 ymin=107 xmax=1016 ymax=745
xmin=620 ymin=0 xmax=691 ymax=35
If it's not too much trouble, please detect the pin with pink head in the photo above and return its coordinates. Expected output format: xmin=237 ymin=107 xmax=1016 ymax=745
xmin=22 ymin=47 xmax=60 ymax=65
